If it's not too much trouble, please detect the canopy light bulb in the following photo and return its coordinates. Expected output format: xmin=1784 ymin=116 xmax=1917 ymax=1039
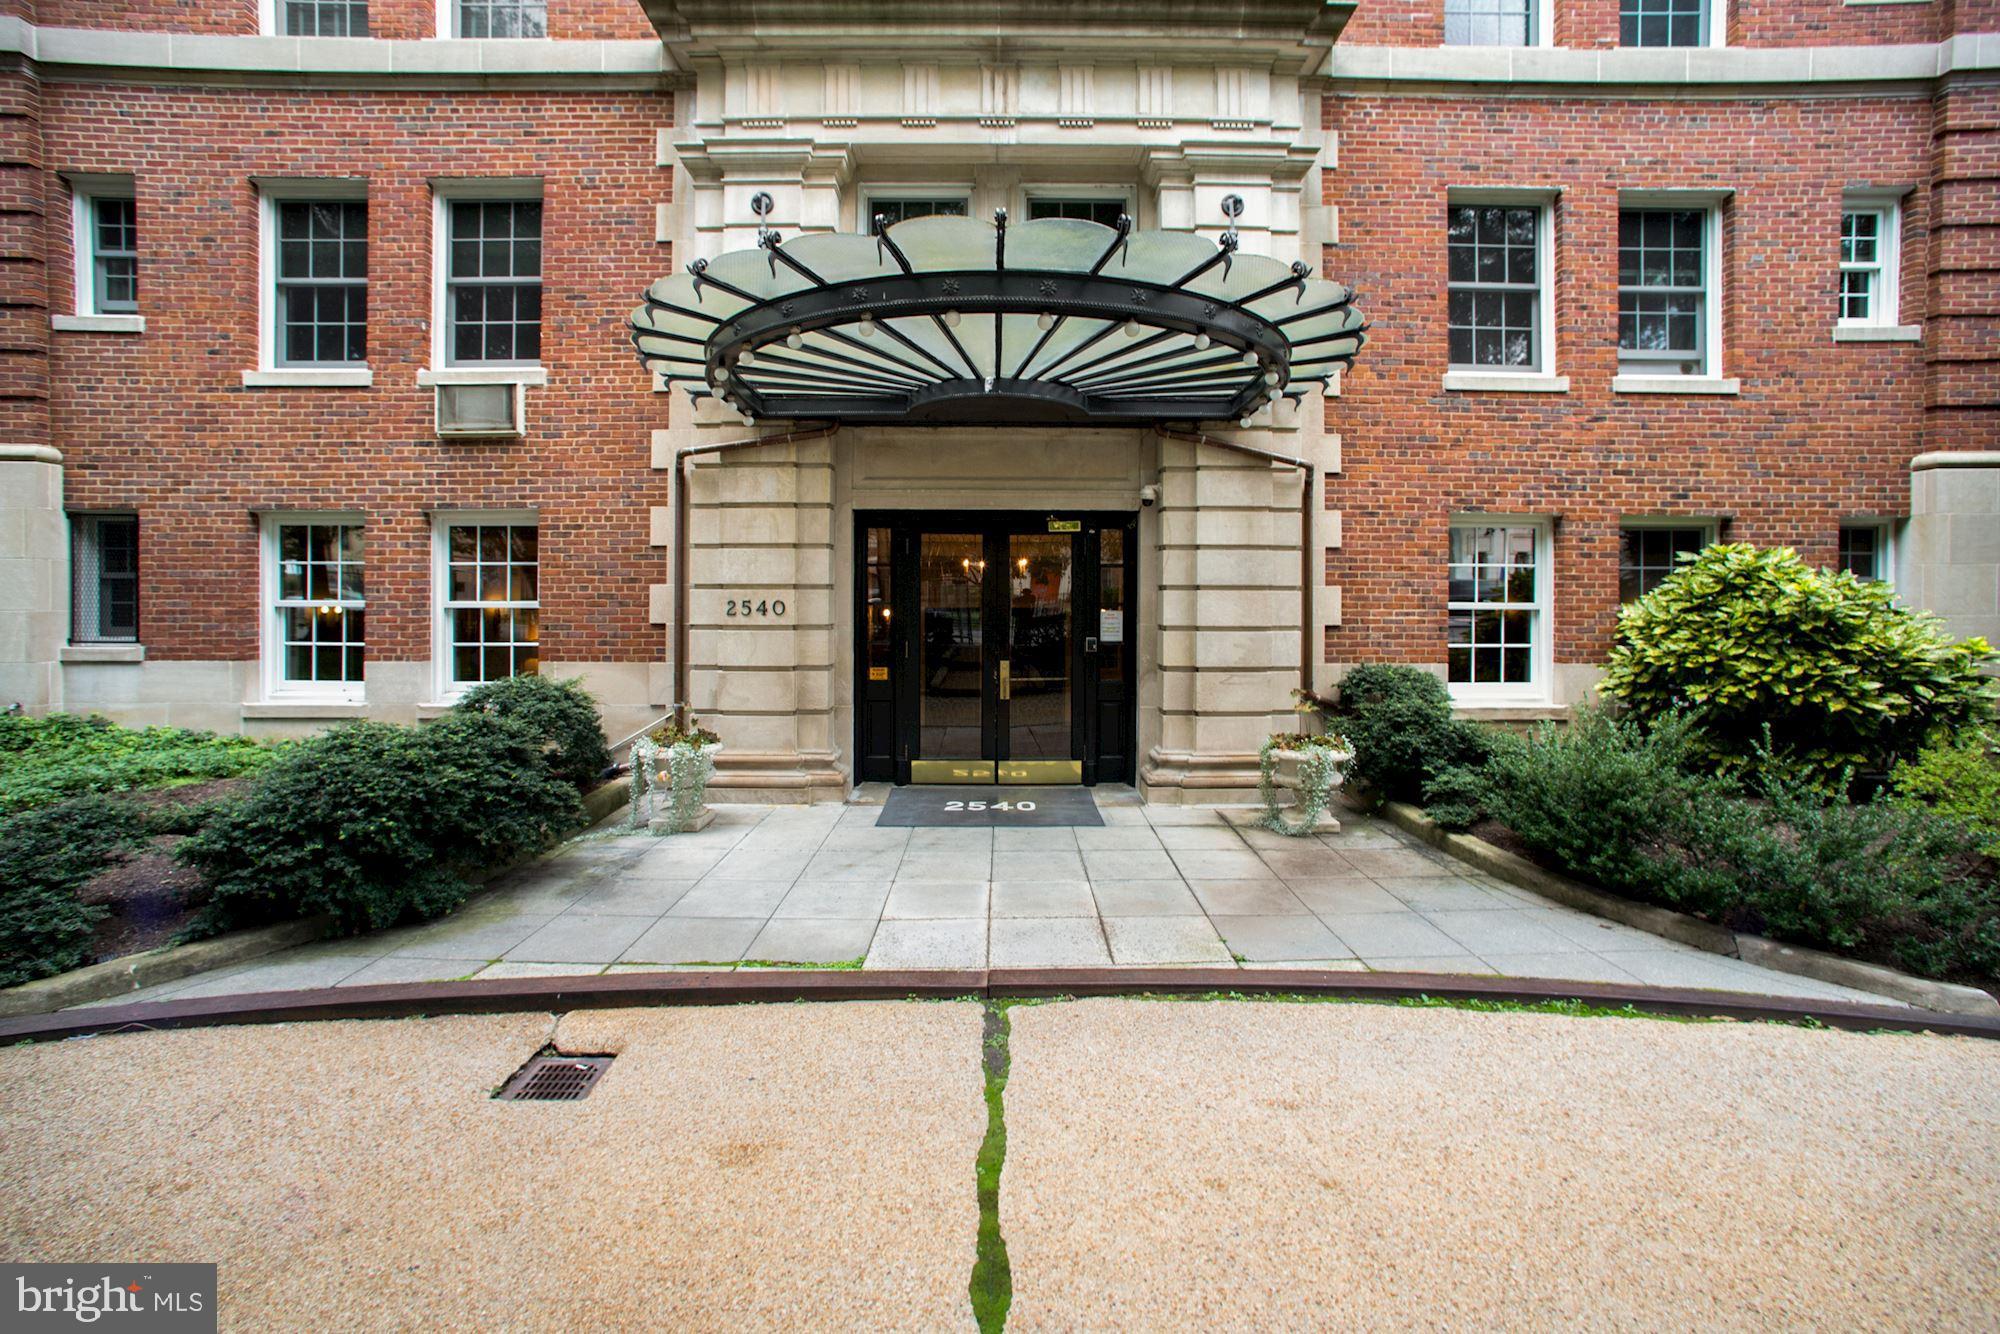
xmin=738 ymin=348 xmax=754 ymax=366
xmin=1264 ymin=370 xmax=1281 ymax=387
xmin=1037 ymin=312 xmax=1055 ymax=331
xmin=1239 ymin=415 xmax=1254 ymax=428
xmin=858 ymin=314 xmax=876 ymax=337
xmin=942 ymin=310 xmax=961 ymax=328
xmin=1123 ymin=319 xmax=1141 ymax=339
xmin=1193 ymin=332 xmax=1210 ymax=350
xmin=786 ymin=328 xmax=804 ymax=350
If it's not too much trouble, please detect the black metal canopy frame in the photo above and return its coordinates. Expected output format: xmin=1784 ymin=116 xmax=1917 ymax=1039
xmin=630 ymin=195 xmax=1367 ymax=427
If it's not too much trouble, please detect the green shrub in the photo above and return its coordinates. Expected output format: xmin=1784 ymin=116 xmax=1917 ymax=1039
xmin=1890 ymin=731 xmax=2000 ymax=859
xmin=1601 ymin=543 xmax=1996 ymax=781
xmin=454 ymin=675 xmax=611 ymax=790
xmin=1333 ymin=664 xmax=1492 ymax=808
xmin=0 ymin=713 xmax=278 ymax=816
xmin=1485 ymin=711 xmax=1999 ymax=983
xmin=1481 ymin=707 xmax=1733 ymax=896
xmin=0 ymin=795 xmax=143 ymax=987
xmin=179 ymin=713 xmax=586 ymax=936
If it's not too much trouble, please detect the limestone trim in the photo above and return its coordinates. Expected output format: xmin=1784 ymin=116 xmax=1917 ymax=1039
xmin=1912 ymin=451 xmax=2000 ymax=471
xmin=1324 ymin=35 xmax=2000 ymax=88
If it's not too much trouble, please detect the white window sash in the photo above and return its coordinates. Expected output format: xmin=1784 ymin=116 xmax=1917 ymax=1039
xmin=1445 ymin=517 xmax=1553 ymax=705
xmin=431 ymin=510 xmax=540 ymax=701
xmin=262 ymin=513 xmax=366 ymax=702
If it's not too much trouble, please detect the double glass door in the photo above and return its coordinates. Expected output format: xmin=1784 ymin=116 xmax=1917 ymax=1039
xmin=855 ymin=513 xmax=1135 ymax=786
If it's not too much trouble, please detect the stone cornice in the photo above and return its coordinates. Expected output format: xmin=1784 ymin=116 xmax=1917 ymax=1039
xmin=1323 ymin=33 xmax=2000 ymax=90
xmin=0 ymin=18 xmax=680 ymax=88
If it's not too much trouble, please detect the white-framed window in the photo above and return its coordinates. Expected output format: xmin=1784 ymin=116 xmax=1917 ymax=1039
xmin=1622 ymin=0 xmax=1723 ymax=46
xmin=1839 ymin=197 xmax=1902 ymax=329
xmin=433 ymin=511 xmax=540 ymax=698
xmin=1447 ymin=198 xmax=1554 ymax=374
xmin=1447 ymin=517 xmax=1552 ymax=703
xmin=256 ymin=183 xmax=368 ymax=375
xmin=1618 ymin=519 xmax=1717 ymax=602
xmin=1444 ymin=0 xmax=1550 ymax=46
xmin=859 ymin=191 xmax=970 ymax=232
xmin=450 ymin=0 xmax=545 ymax=36
xmin=1618 ymin=202 xmax=1721 ymax=377
xmin=69 ymin=513 xmax=139 ymax=644
xmin=280 ymin=0 xmax=367 ymax=34
xmin=1024 ymin=195 xmax=1129 ymax=227
xmin=1838 ymin=522 xmax=1895 ymax=584
xmin=262 ymin=514 xmax=365 ymax=701
xmin=436 ymin=189 xmax=542 ymax=368
xmin=71 ymin=181 xmax=137 ymax=316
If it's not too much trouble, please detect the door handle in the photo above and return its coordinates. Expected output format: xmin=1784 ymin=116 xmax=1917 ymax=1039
xmin=999 ymin=659 xmax=1011 ymax=701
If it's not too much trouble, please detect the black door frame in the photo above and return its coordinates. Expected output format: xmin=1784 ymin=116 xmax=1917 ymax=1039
xmin=853 ymin=509 xmax=1138 ymax=787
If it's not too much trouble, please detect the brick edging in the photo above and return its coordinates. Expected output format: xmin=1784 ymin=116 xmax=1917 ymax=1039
xmin=1376 ymin=801 xmax=2000 ymax=1019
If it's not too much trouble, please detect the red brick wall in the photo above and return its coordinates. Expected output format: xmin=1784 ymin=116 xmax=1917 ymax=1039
xmin=1320 ymin=91 xmax=1938 ymax=671
xmin=44 ymin=84 xmax=674 ymax=666
xmin=26 ymin=0 xmax=654 ymax=38
xmin=1340 ymin=0 xmax=1945 ymax=47
xmin=1925 ymin=82 xmax=2000 ymax=451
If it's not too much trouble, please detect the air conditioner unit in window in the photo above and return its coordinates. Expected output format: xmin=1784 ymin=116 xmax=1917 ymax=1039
xmin=435 ymin=382 xmax=525 ymax=437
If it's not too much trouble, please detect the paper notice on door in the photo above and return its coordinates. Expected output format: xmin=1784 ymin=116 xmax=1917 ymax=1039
xmin=1100 ymin=610 xmax=1123 ymax=643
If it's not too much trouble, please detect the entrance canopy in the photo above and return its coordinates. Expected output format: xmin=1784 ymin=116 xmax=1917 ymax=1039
xmin=630 ymin=205 xmax=1367 ymax=426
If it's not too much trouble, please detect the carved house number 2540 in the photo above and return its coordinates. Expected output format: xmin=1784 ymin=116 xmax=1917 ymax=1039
xmin=725 ymin=597 xmax=787 ymax=617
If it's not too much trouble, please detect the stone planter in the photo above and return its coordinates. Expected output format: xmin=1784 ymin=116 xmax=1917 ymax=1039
xmin=1266 ymin=744 xmax=1353 ymax=833
xmin=647 ymin=741 xmax=722 ymax=835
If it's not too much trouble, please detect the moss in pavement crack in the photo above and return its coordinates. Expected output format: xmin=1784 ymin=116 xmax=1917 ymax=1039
xmin=970 ymin=999 xmax=1014 ymax=1332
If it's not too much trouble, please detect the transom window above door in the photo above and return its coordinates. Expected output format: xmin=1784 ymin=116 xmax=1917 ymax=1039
xmin=1026 ymin=198 xmax=1129 ymax=228
xmin=863 ymin=196 xmax=968 ymax=230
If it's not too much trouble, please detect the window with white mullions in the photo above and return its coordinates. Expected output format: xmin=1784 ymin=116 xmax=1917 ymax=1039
xmin=1445 ymin=0 xmax=1534 ymax=46
xmin=271 ymin=520 xmax=365 ymax=692
xmin=455 ymin=0 xmax=545 ymax=37
xmin=1447 ymin=523 xmax=1545 ymax=691
xmin=1839 ymin=523 xmax=1891 ymax=583
xmin=1840 ymin=210 xmax=1887 ymax=325
xmin=1622 ymin=0 xmax=1707 ymax=46
xmin=1448 ymin=205 xmax=1542 ymax=370
xmin=70 ymin=513 xmax=139 ymax=644
xmin=284 ymin=0 xmax=367 ymax=35
xmin=865 ymin=198 xmax=967 ymax=229
xmin=276 ymin=200 xmax=367 ymax=366
xmin=447 ymin=200 xmax=541 ymax=365
xmin=1618 ymin=209 xmax=1708 ymax=374
xmin=1619 ymin=524 xmax=1710 ymax=602
xmin=443 ymin=521 xmax=540 ymax=687
xmin=91 ymin=196 xmax=137 ymax=314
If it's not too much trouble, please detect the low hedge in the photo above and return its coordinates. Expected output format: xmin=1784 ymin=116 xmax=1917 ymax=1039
xmin=0 ymin=796 xmax=141 ymax=987
xmin=179 ymin=712 xmax=586 ymax=936
xmin=1333 ymin=664 xmax=1492 ymax=823
xmin=454 ymin=674 xmax=611 ymax=790
xmin=1480 ymin=708 xmax=1998 ymax=985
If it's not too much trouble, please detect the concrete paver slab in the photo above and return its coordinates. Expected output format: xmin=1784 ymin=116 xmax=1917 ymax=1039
xmin=621 ymin=916 xmax=764 ymax=965
xmin=1102 ymin=916 xmax=1232 ymax=965
xmin=991 ymin=880 xmax=1098 ymax=918
xmin=989 ymin=918 xmax=1114 ymax=968
xmin=1208 ymin=914 xmax=1351 ymax=962
xmin=866 ymin=918 xmax=988 ymax=969
xmin=746 ymin=917 xmax=878 ymax=964
xmin=1089 ymin=879 xmax=1205 ymax=916
xmin=772 ymin=878 xmax=895 ymax=919
xmin=667 ymin=878 xmax=795 ymax=918
xmin=884 ymin=880 xmax=990 ymax=919
xmin=1188 ymin=879 xmax=1313 ymax=917
xmin=504 ymin=914 xmax=656 ymax=964
xmin=1321 ymin=911 xmax=1467 ymax=958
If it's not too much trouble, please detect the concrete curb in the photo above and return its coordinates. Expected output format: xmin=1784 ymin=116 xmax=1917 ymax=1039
xmin=0 ymin=916 xmax=333 ymax=1020
xmin=1378 ymin=801 xmax=2000 ymax=1019
xmin=0 ymin=776 xmax=636 ymax=1020
xmin=5 ymin=967 xmax=1998 ymax=1046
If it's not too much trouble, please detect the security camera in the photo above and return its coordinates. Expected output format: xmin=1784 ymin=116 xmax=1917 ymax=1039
xmin=1139 ymin=484 xmax=1159 ymax=508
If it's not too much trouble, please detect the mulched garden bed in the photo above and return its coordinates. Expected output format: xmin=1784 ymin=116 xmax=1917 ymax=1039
xmin=75 ymin=779 xmax=248 ymax=963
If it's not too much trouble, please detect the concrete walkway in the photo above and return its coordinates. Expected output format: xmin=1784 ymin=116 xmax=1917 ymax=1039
xmin=3 ymin=1002 xmax=1995 ymax=1327
xmin=88 ymin=798 xmax=1901 ymax=1008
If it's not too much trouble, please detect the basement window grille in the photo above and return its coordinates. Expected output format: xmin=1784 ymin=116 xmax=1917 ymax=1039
xmin=71 ymin=513 xmax=140 ymax=644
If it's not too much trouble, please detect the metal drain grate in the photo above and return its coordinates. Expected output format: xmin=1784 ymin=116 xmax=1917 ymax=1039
xmin=496 ymin=1052 xmax=613 ymax=1102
